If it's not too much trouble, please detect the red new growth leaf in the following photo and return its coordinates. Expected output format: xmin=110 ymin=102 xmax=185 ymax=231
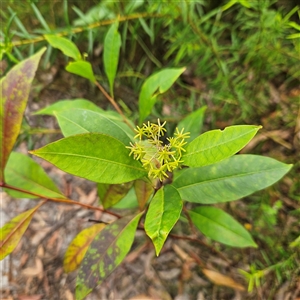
xmin=0 ymin=47 xmax=46 ymax=183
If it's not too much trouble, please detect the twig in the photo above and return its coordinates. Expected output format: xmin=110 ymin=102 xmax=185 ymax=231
xmin=94 ymin=80 xmax=134 ymax=131
xmin=2 ymin=183 xmax=121 ymax=218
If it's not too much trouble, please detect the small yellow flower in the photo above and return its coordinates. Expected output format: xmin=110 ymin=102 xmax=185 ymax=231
xmin=127 ymin=120 xmax=189 ymax=181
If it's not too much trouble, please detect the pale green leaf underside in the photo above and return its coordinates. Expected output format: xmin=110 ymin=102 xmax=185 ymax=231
xmin=189 ymin=206 xmax=257 ymax=248
xmin=145 ymin=185 xmax=183 ymax=255
xmin=30 ymin=133 xmax=147 ymax=184
xmin=33 ymin=99 xmax=103 ymax=115
xmin=183 ymin=125 xmax=261 ymax=167
xmin=55 ymin=108 xmax=133 ymax=144
xmin=173 ymin=155 xmax=292 ymax=204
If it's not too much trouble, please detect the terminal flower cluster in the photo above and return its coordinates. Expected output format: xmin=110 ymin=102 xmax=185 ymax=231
xmin=127 ymin=120 xmax=190 ymax=181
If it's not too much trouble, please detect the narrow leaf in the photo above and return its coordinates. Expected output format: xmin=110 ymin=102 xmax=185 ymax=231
xmin=183 ymin=125 xmax=261 ymax=167
xmin=145 ymin=185 xmax=183 ymax=256
xmin=173 ymin=155 xmax=293 ymax=204
xmin=44 ymin=35 xmax=82 ymax=61
xmin=66 ymin=61 xmax=95 ymax=82
xmin=177 ymin=106 xmax=207 ymax=142
xmin=4 ymin=152 xmax=65 ymax=199
xmin=139 ymin=67 xmax=185 ymax=124
xmin=103 ymin=21 xmax=121 ymax=96
xmin=76 ymin=212 xmax=143 ymax=300
xmin=30 ymin=133 xmax=147 ymax=184
xmin=134 ymin=179 xmax=154 ymax=210
xmin=189 ymin=206 xmax=257 ymax=247
xmin=0 ymin=202 xmax=44 ymax=260
xmin=0 ymin=47 xmax=46 ymax=182
xmin=98 ymin=182 xmax=133 ymax=209
xmin=33 ymin=98 xmax=103 ymax=115
xmin=64 ymin=223 xmax=106 ymax=273
xmin=55 ymin=108 xmax=133 ymax=144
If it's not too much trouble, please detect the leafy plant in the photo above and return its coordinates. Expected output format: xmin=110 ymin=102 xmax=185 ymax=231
xmin=0 ymin=10 xmax=296 ymax=300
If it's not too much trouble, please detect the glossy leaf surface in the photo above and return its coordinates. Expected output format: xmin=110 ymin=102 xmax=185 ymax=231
xmin=64 ymin=223 xmax=106 ymax=273
xmin=30 ymin=133 xmax=147 ymax=184
xmin=145 ymin=185 xmax=183 ymax=256
xmin=45 ymin=35 xmax=82 ymax=61
xmin=55 ymin=108 xmax=133 ymax=144
xmin=189 ymin=206 xmax=257 ymax=247
xmin=98 ymin=182 xmax=133 ymax=209
xmin=177 ymin=106 xmax=207 ymax=142
xmin=0 ymin=47 xmax=46 ymax=182
xmin=0 ymin=203 xmax=44 ymax=260
xmin=104 ymin=21 xmax=121 ymax=96
xmin=183 ymin=125 xmax=261 ymax=167
xmin=33 ymin=99 xmax=103 ymax=115
xmin=174 ymin=155 xmax=292 ymax=204
xmin=76 ymin=212 xmax=143 ymax=300
xmin=4 ymin=152 xmax=65 ymax=199
xmin=139 ymin=67 xmax=185 ymax=124
xmin=134 ymin=179 xmax=154 ymax=210
xmin=66 ymin=61 xmax=95 ymax=82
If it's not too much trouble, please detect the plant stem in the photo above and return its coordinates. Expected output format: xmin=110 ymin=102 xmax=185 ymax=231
xmin=4 ymin=13 xmax=165 ymax=47
xmin=2 ymin=183 xmax=121 ymax=218
xmin=94 ymin=80 xmax=134 ymax=131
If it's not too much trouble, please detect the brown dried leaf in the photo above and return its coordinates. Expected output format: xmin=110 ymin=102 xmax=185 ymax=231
xmin=22 ymin=258 xmax=43 ymax=278
xmin=17 ymin=296 xmax=42 ymax=300
xmin=202 ymin=268 xmax=245 ymax=291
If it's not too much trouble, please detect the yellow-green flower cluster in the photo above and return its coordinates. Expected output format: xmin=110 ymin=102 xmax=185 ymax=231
xmin=127 ymin=120 xmax=190 ymax=181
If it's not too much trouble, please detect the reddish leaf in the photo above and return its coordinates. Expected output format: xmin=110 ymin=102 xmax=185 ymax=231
xmin=98 ymin=182 xmax=133 ymax=209
xmin=63 ymin=223 xmax=106 ymax=273
xmin=76 ymin=212 xmax=143 ymax=300
xmin=0 ymin=201 xmax=45 ymax=260
xmin=134 ymin=179 xmax=154 ymax=210
xmin=0 ymin=47 xmax=46 ymax=183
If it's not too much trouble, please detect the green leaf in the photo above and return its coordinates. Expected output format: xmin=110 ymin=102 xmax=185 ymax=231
xmin=177 ymin=106 xmax=207 ymax=142
xmin=30 ymin=133 xmax=147 ymax=184
xmin=134 ymin=179 xmax=154 ymax=210
xmin=76 ymin=212 xmax=143 ymax=300
xmin=44 ymin=35 xmax=82 ymax=61
xmin=183 ymin=125 xmax=261 ymax=167
xmin=55 ymin=108 xmax=133 ymax=144
xmin=66 ymin=61 xmax=95 ymax=82
xmin=33 ymin=98 xmax=103 ymax=116
xmin=139 ymin=67 xmax=186 ymax=124
xmin=144 ymin=185 xmax=183 ymax=256
xmin=98 ymin=182 xmax=133 ymax=209
xmin=0 ymin=203 xmax=44 ymax=260
xmin=189 ymin=206 xmax=257 ymax=248
xmin=64 ymin=223 xmax=106 ymax=273
xmin=4 ymin=152 xmax=65 ymax=199
xmin=103 ymin=21 xmax=121 ymax=96
xmin=173 ymin=155 xmax=293 ymax=204
xmin=113 ymin=188 xmax=138 ymax=209
xmin=0 ymin=47 xmax=46 ymax=182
